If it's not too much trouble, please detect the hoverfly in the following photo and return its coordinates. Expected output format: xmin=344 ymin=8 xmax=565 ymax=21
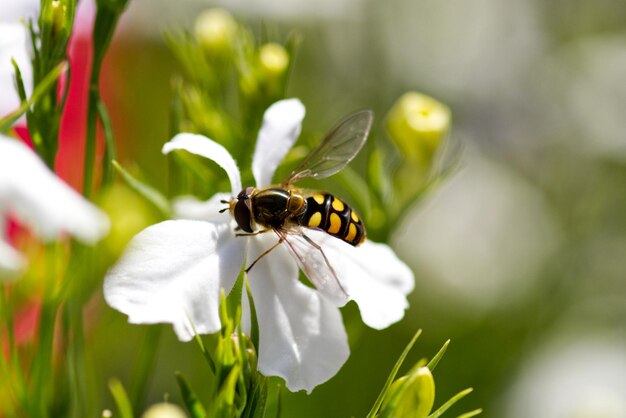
xmin=223 ymin=109 xmax=373 ymax=299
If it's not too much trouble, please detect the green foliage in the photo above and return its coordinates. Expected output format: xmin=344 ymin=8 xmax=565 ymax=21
xmin=369 ymin=335 xmax=479 ymax=418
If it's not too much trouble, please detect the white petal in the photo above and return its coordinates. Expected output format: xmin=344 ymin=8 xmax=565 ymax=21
xmin=0 ymin=236 xmax=25 ymax=280
xmin=172 ymin=193 xmax=231 ymax=222
xmin=247 ymin=233 xmax=349 ymax=393
xmin=104 ymin=220 xmax=245 ymax=341
xmin=0 ymin=0 xmax=39 ymax=22
xmin=0 ymin=136 xmax=110 ymax=244
xmin=252 ymin=99 xmax=305 ymax=187
xmin=306 ymin=230 xmax=414 ymax=330
xmin=0 ymin=22 xmax=33 ymax=118
xmin=163 ymin=133 xmax=242 ymax=194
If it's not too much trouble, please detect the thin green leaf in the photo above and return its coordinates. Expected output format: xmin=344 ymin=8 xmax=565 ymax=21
xmin=98 ymin=100 xmax=117 ymax=186
xmin=112 ymin=161 xmax=171 ymax=217
xmin=366 ymin=329 xmax=423 ymax=418
xmin=0 ymin=62 xmax=65 ymax=133
xmin=108 ymin=378 xmax=134 ymax=418
xmin=129 ymin=326 xmax=162 ymax=414
xmin=427 ymin=388 xmax=474 ymax=418
xmin=427 ymin=339 xmax=450 ymax=371
xmin=456 ymin=408 xmax=483 ymax=418
xmin=175 ymin=371 xmax=207 ymax=418
xmin=245 ymin=277 xmax=260 ymax=351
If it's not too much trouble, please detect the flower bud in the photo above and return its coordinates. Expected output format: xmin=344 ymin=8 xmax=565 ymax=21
xmin=141 ymin=403 xmax=187 ymax=418
xmin=194 ymin=9 xmax=237 ymax=55
xmin=386 ymin=92 xmax=450 ymax=165
xmin=259 ymin=43 xmax=289 ymax=79
xmin=382 ymin=366 xmax=435 ymax=418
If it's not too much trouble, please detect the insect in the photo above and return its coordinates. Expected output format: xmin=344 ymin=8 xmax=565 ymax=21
xmin=224 ymin=109 xmax=373 ymax=299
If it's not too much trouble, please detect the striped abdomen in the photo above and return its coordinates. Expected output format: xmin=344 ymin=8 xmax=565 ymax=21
xmin=296 ymin=193 xmax=365 ymax=246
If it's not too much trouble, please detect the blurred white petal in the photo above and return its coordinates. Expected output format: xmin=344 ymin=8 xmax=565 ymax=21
xmin=104 ymin=220 xmax=245 ymax=341
xmin=252 ymin=98 xmax=305 ymax=187
xmin=306 ymin=230 xmax=414 ymax=329
xmin=505 ymin=337 xmax=626 ymax=418
xmin=162 ymin=133 xmax=242 ymax=194
xmin=0 ymin=0 xmax=39 ymax=22
xmin=248 ymin=233 xmax=349 ymax=393
xmin=395 ymin=148 xmax=560 ymax=314
xmin=172 ymin=192 xmax=231 ymax=222
xmin=0 ymin=22 xmax=32 ymax=118
xmin=0 ymin=136 xmax=110 ymax=244
xmin=0 ymin=236 xmax=25 ymax=279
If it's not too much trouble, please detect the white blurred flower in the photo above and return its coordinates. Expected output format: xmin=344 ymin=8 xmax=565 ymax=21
xmin=104 ymin=98 xmax=414 ymax=393
xmin=504 ymin=336 xmax=626 ymax=418
xmin=0 ymin=135 xmax=110 ymax=279
xmin=394 ymin=147 xmax=560 ymax=314
xmin=549 ymin=34 xmax=626 ymax=160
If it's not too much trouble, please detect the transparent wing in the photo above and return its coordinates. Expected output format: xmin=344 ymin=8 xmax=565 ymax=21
xmin=283 ymin=109 xmax=374 ymax=185
xmin=273 ymin=228 xmax=350 ymax=306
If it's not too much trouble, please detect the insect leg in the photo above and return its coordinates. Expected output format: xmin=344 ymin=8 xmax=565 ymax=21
xmin=236 ymin=228 xmax=271 ymax=237
xmin=245 ymin=236 xmax=283 ymax=273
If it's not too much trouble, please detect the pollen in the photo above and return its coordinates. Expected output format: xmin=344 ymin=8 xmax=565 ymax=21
xmin=350 ymin=211 xmax=359 ymax=223
xmin=328 ymin=213 xmax=342 ymax=234
xmin=313 ymin=194 xmax=325 ymax=205
xmin=345 ymin=223 xmax=357 ymax=242
xmin=331 ymin=198 xmax=345 ymax=212
xmin=308 ymin=212 xmax=322 ymax=228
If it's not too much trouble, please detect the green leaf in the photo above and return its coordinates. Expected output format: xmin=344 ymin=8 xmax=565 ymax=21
xmin=366 ymin=329 xmax=422 ymax=418
xmin=108 ymin=378 xmax=134 ymax=418
xmin=175 ymin=371 xmax=207 ymax=418
xmin=456 ymin=409 xmax=483 ymax=418
xmin=112 ymin=161 xmax=171 ymax=217
xmin=427 ymin=339 xmax=450 ymax=371
xmin=98 ymin=100 xmax=117 ymax=186
xmin=427 ymin=388 xmax=474 ymax=418
xmin=0 ymin=61 xmax=65 ymax=133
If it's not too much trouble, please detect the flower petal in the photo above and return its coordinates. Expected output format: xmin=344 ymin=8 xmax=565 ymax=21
xmin=247 ymin=233 xmax=349 ymax=393
xmin=0 ymin=236 xmax=25 ymax=280
xmin=163 ymin=133 xmax=242 ymax=194
xmin=252 ymin=98 xmax=305 ymax=187
xmin=172 ymin=192 xmax=231 ymax=222
xmin=0 ymin=22 xmax=33 ymax=117
xmin=104 ymin=220 xmax=245 ymax=341
xmin=305 ymin=230 xmax=414 ymax=330
xmin=0 ymin=136 xmax=110 ymax=244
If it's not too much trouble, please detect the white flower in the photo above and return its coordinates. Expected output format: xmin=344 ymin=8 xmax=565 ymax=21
xmin=0 ymin=135 xmax=110 ymax=279
xmin=104 ymin=98 xmax=414 ymax=393
xmin=504 ymin=336 xmax=626 ymax=418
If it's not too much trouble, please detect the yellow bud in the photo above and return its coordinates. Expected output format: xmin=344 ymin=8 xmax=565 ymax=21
xmin=141 ymin=403 xmax=187 ymax=418
xmin=382 ymin=366 xmax=435 ymax=418
xmin=259 ymin=43 xmax=289 ymax=78
xmin=194 ymin=8 xmax=237 ymax=54
xmin=386 ymin=92 xmax=451 ymax=164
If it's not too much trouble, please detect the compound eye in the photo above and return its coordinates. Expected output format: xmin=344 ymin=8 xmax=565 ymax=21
xmin=234 ymin=198 xmax=253 ymax=233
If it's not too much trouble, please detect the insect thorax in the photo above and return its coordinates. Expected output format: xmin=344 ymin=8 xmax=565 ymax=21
xmin=251 ymin=188 xmax=306 ymax=228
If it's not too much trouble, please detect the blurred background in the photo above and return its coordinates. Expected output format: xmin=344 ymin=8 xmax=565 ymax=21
xmin=89 ymin=0 xmax=626 ymax=416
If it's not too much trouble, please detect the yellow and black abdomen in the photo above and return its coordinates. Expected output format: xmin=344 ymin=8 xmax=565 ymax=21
xmin=297 ymin=193 xmax=365 ymax=246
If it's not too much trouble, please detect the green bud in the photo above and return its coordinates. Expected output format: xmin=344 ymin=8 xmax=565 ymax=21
xmin=382 ymin=366 xmax=435 ymax=418
xmin=386 ymin=92 xmax=450 ymax=165
xmin=194 ymin=9 xmax=238 ymax=55
xmin=141 ymin=403 xmax=187 ymax=418
xmin=259 ymin=43 xmax=290 ymax=79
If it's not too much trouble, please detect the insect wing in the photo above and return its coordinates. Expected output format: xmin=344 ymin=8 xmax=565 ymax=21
xmin=274 ymin=228 xmax=349 ymax=306
xmin=283 ymin=109 xmax=373 ymax=185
